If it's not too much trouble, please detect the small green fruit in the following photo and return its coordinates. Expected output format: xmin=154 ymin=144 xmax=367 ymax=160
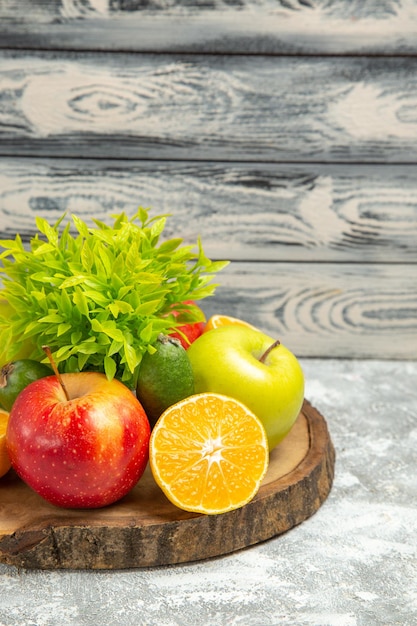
xmin=0 ymin=359 xmax=53 ymax=411
xmin=136 ymin=334 xmax=195 ymax=428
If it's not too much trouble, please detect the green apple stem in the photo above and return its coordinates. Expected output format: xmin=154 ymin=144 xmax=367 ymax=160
xmin=259 ymin=339 xmax=281 ymax=364
xmin=42 ymin=345 xmax=70 ymax=401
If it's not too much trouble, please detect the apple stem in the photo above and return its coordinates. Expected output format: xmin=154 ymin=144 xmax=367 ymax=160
xmin=259 ymin=339 xmax=281 ymax=364
xmin=42 ymin=345 xmax=70 ymax=401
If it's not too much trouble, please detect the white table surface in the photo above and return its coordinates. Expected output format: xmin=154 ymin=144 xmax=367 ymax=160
xmin=1 ymin=359 xmax=416 ymax=626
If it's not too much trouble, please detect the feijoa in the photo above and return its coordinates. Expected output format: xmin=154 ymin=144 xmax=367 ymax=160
xmin=136 ymin=334 xmax=195 ymax=428
xmin=0 ymin=359 xmax=53 ymax=411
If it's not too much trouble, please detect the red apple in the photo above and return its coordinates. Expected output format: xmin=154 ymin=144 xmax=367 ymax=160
xmin=168 ymin=300 xmax=205 ymax=349
xmin=6 ymin=372 xmax=150 ymax=508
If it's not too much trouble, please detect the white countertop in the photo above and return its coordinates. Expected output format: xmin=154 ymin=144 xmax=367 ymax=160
xmin=1 ymin=359 xmax=416 ymax=626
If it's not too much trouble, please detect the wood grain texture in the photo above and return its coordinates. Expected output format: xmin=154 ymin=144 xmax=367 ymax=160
xmin=0 ymin=5 xmax=415 ymax=361
xmin=204 ymin=262 xmax=417 ymax=359
xmin=3 ymin=52 xmax=417 ymax=162
xmin=1 ymin=0 xmax=417 ymax=54
xmin=1 ymin=158 xmax=417 ymax=263
xmin=0 ymin=159 xmax=415 ymax=358
xmin=0 ymin=402 xmax=335 ymax=569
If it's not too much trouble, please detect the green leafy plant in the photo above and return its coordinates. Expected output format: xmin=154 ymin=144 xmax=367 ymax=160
xmin=0 ymin=208 xmax=228 ymax=388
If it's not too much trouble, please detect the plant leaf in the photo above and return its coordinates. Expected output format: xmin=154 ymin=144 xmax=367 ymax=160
xmin=0 ymin=208 xmax=228 ymax=387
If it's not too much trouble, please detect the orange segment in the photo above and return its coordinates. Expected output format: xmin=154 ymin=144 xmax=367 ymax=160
xmin=0 ymin=408 xmax=11 ymax=479
xmin=149 ymin=392 xmax=269 ymax=515
xmin=204 ymin=314 xmax=257 ymax=333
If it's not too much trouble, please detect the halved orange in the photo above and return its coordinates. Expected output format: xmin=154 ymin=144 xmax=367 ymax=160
xmin=0 ymin=408 xmax=11 ymax=479
xmin=204 ymin=314 xmax=257 ymax=333
xmin=149 ymin=393 xmax=269 ymax=515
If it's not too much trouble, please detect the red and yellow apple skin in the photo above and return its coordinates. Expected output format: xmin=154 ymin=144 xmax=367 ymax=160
xmin=168 ymin=300 xmax=205 ymax=349
xmin=6 ymin=372 xmax=151 ymax=508
xmin=187 ymin=325 xmax=305 ymax=451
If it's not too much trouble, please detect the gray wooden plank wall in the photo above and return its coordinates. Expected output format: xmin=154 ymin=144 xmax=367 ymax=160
xmin=2 ymin=0 xmax=417 ymax=55
xmin=0 ymin=0 xmax=416 ymax=359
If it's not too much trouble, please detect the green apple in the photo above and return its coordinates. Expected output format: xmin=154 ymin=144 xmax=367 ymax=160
xmin=187 ymin=325 xmax=304 ymax=450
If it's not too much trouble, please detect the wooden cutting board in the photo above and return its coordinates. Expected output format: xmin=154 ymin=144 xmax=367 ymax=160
xmin=0 ymin=400 xmax=335 ymax=570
